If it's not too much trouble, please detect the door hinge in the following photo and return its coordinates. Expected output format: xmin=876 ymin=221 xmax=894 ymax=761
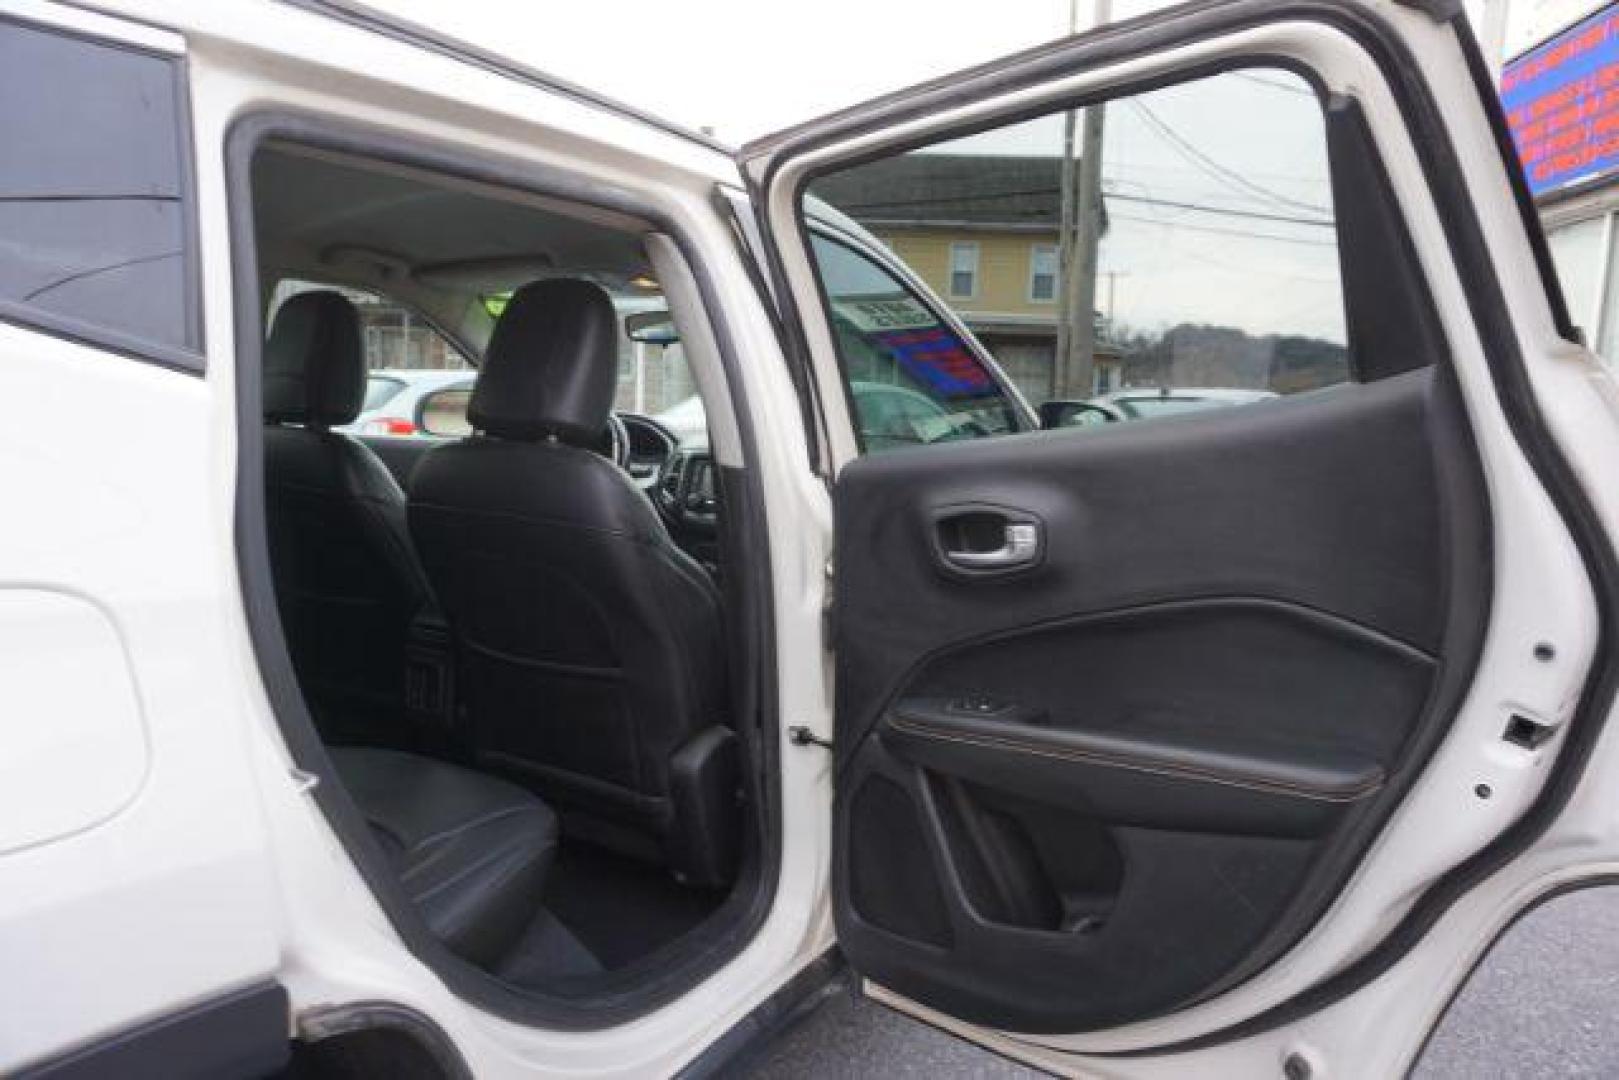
xmin=822 ymin=557 xmax=836 ymax=652
xmin=788 ymin=725 xmax=834 ymax=751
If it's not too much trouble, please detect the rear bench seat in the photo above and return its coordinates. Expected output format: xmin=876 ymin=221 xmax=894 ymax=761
xmin=329 ymin=748 xmax=558 ymax=967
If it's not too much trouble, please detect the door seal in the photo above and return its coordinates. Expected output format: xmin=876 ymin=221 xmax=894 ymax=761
xmin=1392 ymin=0 xmax=1462 ymax=23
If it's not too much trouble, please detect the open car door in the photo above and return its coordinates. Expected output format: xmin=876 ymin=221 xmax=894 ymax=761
xmin=743 ymin=1 xmax=1619 ymax=1074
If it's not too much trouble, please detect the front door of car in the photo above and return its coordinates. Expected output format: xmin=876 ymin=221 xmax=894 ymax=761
xmin=744 ymin=2 xmax=1619 ymax=1074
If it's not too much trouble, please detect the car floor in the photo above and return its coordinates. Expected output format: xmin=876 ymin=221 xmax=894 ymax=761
xmin=496 ymin=840 xmax=729 ymax=987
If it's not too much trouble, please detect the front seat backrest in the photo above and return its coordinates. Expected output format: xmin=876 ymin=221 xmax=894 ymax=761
xmin=408 ymin=279 xmax=737 ymax=886
xmin=263 ymin=290 xmax=432 ymax=744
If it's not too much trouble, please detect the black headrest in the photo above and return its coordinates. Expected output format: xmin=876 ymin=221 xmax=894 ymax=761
xmin=264 ymin=290 xmax=366 ymax=426
xmin=469 ymin=279 xmax=618 ymax=444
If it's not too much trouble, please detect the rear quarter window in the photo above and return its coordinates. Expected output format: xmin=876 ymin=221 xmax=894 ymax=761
xmin=0 ymin=18 xmax=197 ymax=363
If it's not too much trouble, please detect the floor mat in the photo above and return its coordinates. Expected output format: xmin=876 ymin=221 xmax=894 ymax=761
xmin=542 ymin=844 xmax=726 ymax=970
xmin=496 ymin=908 xmax=605 ymax=985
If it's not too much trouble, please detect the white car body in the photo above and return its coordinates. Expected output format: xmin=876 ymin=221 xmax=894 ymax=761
xmin=1087 ymin=385 xmax=1279 ymax=421
xmin=341 ymin=369 xmax=475 ymax=438
xmin=3 ymin=3 xmax=1619 ymax=1079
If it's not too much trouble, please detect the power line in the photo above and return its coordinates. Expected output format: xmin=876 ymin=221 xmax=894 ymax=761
xmin=833 ymin=184 xmax=1333 ymax=227
xmin=1104 ymin=189 xmax=1332 ymax=227
xmin=1110 ymin=211 xmax=1339 ymax=247
xmin=1231 ymin=71 xmax=1316 ymax=97
xmin=1128 ymin=98 xmax=1331 ymax=217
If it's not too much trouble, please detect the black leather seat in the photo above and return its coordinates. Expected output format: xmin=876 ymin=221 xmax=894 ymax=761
xmin=409 ymin=279 xmax=738 ymax=886
xmin=329 ymin=747 xmax=558 ymax=967
xmin=263 ymin=291 xmax=433 ymax=744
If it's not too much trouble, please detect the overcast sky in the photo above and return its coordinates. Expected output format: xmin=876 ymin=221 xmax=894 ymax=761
xmin=367 ymin=0 xmax=1503 ymax=142
xmin=363 ymin=0 xmax=1506 ymax=342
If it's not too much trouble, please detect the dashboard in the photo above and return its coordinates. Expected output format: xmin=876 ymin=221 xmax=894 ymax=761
xmin=611 ymin=415 xmax=719 ymax=572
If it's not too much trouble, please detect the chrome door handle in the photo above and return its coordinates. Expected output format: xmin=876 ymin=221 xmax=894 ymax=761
xmin=944 ymin=522 xmax=1042 ymax=570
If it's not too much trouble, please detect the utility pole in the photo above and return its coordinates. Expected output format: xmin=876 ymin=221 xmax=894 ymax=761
xmin=1059 ymin=0 xmax=1110 ymax=400
xmin=1053 ymin=0 xmax=1080 ymax=399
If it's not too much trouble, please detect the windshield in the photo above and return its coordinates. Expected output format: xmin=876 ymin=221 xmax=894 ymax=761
xmin=808 ymin=232 xmax=1019 ymax=450
xmin=362 ymin=376 xmax=406 ymax=412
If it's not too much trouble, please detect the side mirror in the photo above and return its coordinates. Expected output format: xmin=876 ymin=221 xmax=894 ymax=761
xmin=1039 ymin=400 xmax=1115 ymax=429
xmin=416 ymin=386 xmax=474 ymax=438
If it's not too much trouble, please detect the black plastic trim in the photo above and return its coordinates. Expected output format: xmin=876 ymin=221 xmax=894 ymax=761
xmin=297 ymin=1001 xmax=473 ymax=1080
xmin=19 ymin=981 xmax=288 ymax=1080
xmin=712 ymin=183 xmax=825 ymax=474
xmin=1326 ymin=93 xmax=1448 ymax=383
xmin=227 ymin=110 xmax=781 ymax=1030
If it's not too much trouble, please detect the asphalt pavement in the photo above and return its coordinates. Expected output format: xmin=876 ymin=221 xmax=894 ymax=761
xmin=740 ymin=886 xmax=1619 ymax=1078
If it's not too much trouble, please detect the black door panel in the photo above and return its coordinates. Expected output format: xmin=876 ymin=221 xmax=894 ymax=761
xmin=831 ymin=368 xmax=1486 ymax=1031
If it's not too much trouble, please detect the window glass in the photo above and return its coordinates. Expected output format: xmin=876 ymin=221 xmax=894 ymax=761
xmin=270 ymin=281 xmax=472 ymax=374
xmin=806 ymin=68 xmax=1349 ymax=444
xmin=271 ymin=277 xmax=699 ymax=442
xmin=1596 ymin=218 xmax=1619 ymax=364
xmin=1030 ymin=244 xmax=1059 ymax=302
xmin=808 ymin=232 xmax=1019 ymax=451
xmin=483 ymin=289 xmax=698 ymax=429
xmin=269 ymin=280 xmax=471 ymax=437
xmin=1547 ymin=216 xmax=1605 ymax=343
xmin=362 ymin=376 xmax=406 ymax=412
xmin=0 ymin=20 xmax=194 ymax=355
xmin=949 ymin=242 xmax=980 ymax=298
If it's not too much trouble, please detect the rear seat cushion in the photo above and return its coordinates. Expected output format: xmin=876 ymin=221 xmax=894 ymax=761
xmin=329 ymin=747 xmax=558 ymax=967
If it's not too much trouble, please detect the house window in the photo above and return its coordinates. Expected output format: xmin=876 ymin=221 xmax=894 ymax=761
xmin=949 ymin=242 xmax=979 ymax=298
xmin=1029 ymin=243 xmax=1059 ymax=302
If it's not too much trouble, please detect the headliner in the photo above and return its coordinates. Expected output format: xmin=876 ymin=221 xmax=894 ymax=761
xmin=252 ymin=141 xmax=655 ymax=295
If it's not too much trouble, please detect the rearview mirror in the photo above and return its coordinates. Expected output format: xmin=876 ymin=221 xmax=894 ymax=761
xmin=1038 ymin=400 xmax=1115 ymax=429
xmin=417 ymin=386 xmax=474 ymax=438
xmin=625 ymin=309 xmax=679 ymax=345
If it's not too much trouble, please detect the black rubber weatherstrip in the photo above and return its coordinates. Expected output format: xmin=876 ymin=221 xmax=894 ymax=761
xmin=227 ymin=110 xmax=783 ymax=1032
xmin=742 ymin=0 xmax=1616 ymax=1055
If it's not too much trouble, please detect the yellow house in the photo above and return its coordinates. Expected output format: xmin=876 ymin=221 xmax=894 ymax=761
xmin=811 ymin=154 xmax=1121 ymax=404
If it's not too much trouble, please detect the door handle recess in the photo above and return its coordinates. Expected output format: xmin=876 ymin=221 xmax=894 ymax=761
xmin=931 ymin=506 xmax=1046 ymax=576
xmin=946 ymin=522 xmax=1041 ymax=569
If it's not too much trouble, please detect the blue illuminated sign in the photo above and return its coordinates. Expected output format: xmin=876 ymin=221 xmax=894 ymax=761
xmin=1502 ymin=2 xmax=1619 ymax=197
